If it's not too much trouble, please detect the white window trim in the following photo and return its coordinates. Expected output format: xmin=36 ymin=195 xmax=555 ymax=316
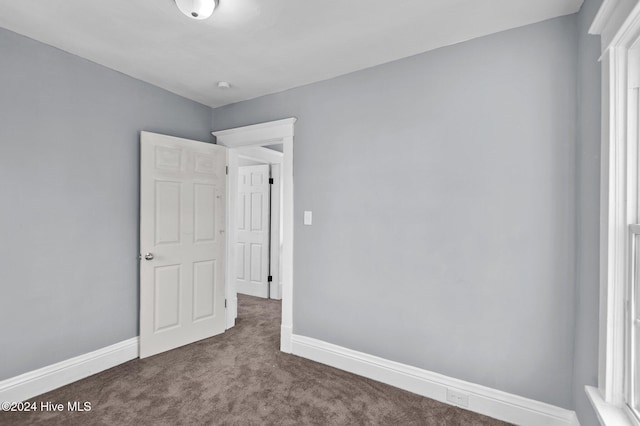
xmin=590 ymin=0 xmax=640 ymax=424
xmin=627 ymin=225 xmax=640 ymax=425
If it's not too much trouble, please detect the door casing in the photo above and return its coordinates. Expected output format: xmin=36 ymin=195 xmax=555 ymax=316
xmin=213 ymin=118 xmax=296 ymax=353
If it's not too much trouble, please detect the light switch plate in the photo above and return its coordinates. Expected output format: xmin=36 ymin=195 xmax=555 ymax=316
xmin=303 ymin=211 xmax=312 ymax=225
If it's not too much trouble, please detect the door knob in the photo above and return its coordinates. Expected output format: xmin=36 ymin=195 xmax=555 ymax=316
xmin=144 ymin=253 xmax=154 ymax=261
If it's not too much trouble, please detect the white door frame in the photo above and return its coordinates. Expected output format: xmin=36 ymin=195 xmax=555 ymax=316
xmin=213 ymin=118 xmax=296 ymax=353
xmin=269 ymin=162 xmax=283 ymax=300
xmin=236 ymin=147 xmax=284 ymax=300
xmin=236 ymin=146 xmax=284 ymax=165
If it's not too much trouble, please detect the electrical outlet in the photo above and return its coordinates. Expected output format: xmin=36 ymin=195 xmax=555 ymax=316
xmin=446 ymin=389 xmax=469 ymax=408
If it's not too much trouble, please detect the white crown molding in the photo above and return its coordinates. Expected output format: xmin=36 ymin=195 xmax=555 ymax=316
xmin=609 ymin=1 xmax=640 ymax=49
xmin=291 ymin=334 xmax=579 ymax=426
xmin=213 ymin=118 xmax=297 ymax=148
xmin=590 ymin=0 xmax=622 ymax=34
xmin=0 ymin=338 xmax=139 ymax=403
xmin=590 ymin=0 xmax=640 ymax=51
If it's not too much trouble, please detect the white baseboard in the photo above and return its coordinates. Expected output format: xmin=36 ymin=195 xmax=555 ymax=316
xmin=237 ymin=284 xmax=268 ymax=299
xmin=280 ymin=325 xmax=292 ymax=353
xmin=226 ymin=296 xmax=238 ymax=329
xmin=0 ymin=337 xmax=139 ymax=403
xmin=291 ymin=334 xmax=579 ymax=426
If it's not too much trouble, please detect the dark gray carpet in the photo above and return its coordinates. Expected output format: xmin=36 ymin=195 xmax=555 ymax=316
xmin=1 ymin=295 xmax=510 ymax=425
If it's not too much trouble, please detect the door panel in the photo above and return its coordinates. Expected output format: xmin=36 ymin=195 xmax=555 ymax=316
xmin=194 ymin=184 xmax=216 ymax=242
xmin=250 ymin=244 xmax=262 ymax=281
xmin=236 ymin=243 xmax=246 ymax=280
xmin=236 ymin=165 xmax=270 ymax=298
xmin=251 ymin=192 xmax=263 ymax=231
xmin=154 ymin=265 xmax=181 ymax=331
xmin=155 ymin=181 xmax=182 ymax=245
xmin=238 ymin=194 xmax=246 ymax=230
xmin=193 ymin=260 xmax=215 ymax=321
xmin=140 ymin=131 xmax=226 ymax=358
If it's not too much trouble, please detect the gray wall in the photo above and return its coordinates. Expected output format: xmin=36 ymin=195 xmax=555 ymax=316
xmin=0 ymin=28 xmax=212 ymax=379
xmin=213 ymin=16 xmax=579 ymax=408
xmin=573 ymin=0 xmax=602 ymax=424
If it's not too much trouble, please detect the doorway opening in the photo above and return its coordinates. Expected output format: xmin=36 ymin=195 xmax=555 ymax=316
xmin=235 ymin=146 xmax=283 ymax=300
xmin=213 ymin=118 xmax=296 ymax=353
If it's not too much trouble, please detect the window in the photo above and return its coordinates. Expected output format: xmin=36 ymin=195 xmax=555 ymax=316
xmin=629 ymin=225 xmax=640 ymax=424
xmin=625 ymin=44 xmax=640 ymax=425
xmin=589 ymin=1 xmax=640 ymax=424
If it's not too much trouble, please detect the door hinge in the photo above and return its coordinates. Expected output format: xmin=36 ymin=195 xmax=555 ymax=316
xmin=269 ymin=178 xmax=274 ymax=184
xmin=226 ymin=165 xmax=229 ymax=175
xmin=267 ymin=275 xmax=273 ymax=282
xmin=225 ymin=299 xmax=227 ymax=308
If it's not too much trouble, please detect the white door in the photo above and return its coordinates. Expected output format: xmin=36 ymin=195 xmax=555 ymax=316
xmin=236 ymin=165 xmax=270 ymax=298
xmin=140 ymin=131 xmax=226 ymax=358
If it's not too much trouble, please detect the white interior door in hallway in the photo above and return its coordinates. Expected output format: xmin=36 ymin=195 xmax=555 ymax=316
xmin=139 ymin=132 xmax=227 ymax=358
xmin=236 ymin=165 xmax=271 ymax=298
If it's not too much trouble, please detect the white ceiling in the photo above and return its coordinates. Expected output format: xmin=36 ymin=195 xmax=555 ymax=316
xmin=0 ymin=0 xmax=583 ymax=108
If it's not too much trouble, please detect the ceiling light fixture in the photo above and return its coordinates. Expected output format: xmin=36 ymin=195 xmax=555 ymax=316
xmin=174 ymin=0 xmax=217 ymax=20
xmin=217 ymin=81 xmax=231 ymax=89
